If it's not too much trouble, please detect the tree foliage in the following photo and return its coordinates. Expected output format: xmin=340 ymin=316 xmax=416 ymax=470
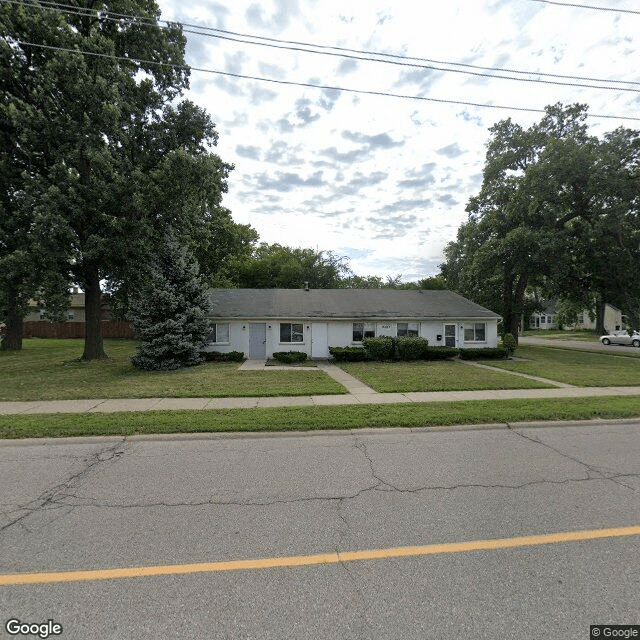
xmin=236 ymin=243 xmax=350 ymax=288
xmin=1 ymin=0 xmax=241 ymax=358
xmin=128 ymin=233 xmax=210 ymax=371
xmin=441 ymin=103 xmax=640 ymax=336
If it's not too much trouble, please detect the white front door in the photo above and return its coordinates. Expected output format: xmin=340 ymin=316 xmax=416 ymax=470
xmin=311 ymin=323 xmax=329 ymax=358
xmin=444 ymin=324 xmax=457 ymax=347
xmin=249 ymin=323 xmax=266 ymax=358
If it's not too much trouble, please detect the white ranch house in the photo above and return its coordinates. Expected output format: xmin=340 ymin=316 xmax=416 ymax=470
xmin=205 ymin=288 xmax=501 ymax=359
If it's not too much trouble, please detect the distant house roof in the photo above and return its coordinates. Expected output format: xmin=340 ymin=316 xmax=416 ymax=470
xmin=208 ymin=289 xmax=500 ymax=320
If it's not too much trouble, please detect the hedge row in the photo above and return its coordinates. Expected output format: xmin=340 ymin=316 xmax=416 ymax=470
xmin=329 ymin=339 xmax=462 ymax=362
xmin=328 ymin=346 xmax=370 ymax=362
xmin=201 ymin=350 xmax=245 ymax=362
xmin=458 ymin=347 xmax=509 ymax=360
xmin=272 ymin=351 xmax=308 ymax=364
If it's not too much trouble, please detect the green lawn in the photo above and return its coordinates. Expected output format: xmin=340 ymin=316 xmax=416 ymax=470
xmin=2 ymin=396 xmax=640 ymax=439
xmin=490 ymin=345 xmax=640 ymax=386
xmin=522 ymin=329 xmax=600 ymax=342
xmin=338 ymin=360 xmax=554 ymax=393
xmin=0 ymin=339 xmax=346 ymax=401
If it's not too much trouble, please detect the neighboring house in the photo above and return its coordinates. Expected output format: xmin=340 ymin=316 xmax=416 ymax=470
xmin=205 ymin=288 xmax=501 ymax=359
xmin=575 ymin=303 xmax=623 ymax=333
xmin=529 ymin=301 xmax=558 ymax=330
xmin=529 ymin=300 xmax=623 ymax=333
xmin=24 ymin=288 xmax=89 ymax=323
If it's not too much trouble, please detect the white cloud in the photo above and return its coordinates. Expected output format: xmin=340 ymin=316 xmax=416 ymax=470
xmin=158 ymin=0 xmax=640 ymax=279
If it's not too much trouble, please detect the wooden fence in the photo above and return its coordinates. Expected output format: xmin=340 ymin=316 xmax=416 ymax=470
xmin=23 ymin=320 xmax=135 ymax=339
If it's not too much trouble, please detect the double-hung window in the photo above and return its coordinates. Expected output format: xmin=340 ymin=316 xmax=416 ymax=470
xmin=397 ymin=322 xmax=419 ymax=337
xmin=352 ymin=322 xmax=375 ymax=342
xmin=280 ymin=323 xmax=304 ymax=343
xmin=207 ymin=323 xmax=230 ymax=344
xmin=463 ymin=323 xmax=486 ymax=342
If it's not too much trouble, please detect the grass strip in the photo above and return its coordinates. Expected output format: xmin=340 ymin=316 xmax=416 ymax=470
xmin=2 ymin=396 xmax=640 ymax=439
xmin=339 ymin=360 xmax=554 ymax=392
xmin=490 ymin=345 xmax=640 ymax=385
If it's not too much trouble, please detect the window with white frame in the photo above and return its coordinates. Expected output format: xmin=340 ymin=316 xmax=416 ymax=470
xmin=540 ymin=316 xmax=546 ymax=324
xmin=68 ymin=312 xmax=75 ymax=320
xmin=397 ymin=322 xmax=419 ymax=337
xmin=352 ymin=322 xmax=376 ymax=342
xmin=463 ymin=323 xmax=486 ymax=342
xmin=280 ymin=323 xmax=304 ymax=343
xmin=207 ymin=323 xmax=230 ymax=344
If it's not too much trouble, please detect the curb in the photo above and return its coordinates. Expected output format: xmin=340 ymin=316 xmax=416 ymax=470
xmin=1 ymin=417 xmax=638 ymax=447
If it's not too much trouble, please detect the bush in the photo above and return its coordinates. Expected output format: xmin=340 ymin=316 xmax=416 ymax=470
xmin=396 ymin=336 xmax=429 ymax=360
xmin=459 ymin=347 xmax=509 ymax=360
xmin=362 ymin=336 xmax=396 ymax=361
xmin=201 ymin=350 xmax=245 ymax=362
xmin=272 ymin=351 xmax=308 ymax=364
xmin=328 ymin=346 xmax=369 ymax=362
xmin=423 ymin=346 xmax=460 ymax=360
xmin=501 ymin=333 xmax=517 ymax=355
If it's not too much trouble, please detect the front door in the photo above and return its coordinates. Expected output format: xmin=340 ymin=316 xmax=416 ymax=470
xmin=249 ymin=323 xmax=266 ymax=358
xmin=311 ymin=323 xmax=328 ymax=358
xmin=444 ymin=324 xmax=457 ymax=347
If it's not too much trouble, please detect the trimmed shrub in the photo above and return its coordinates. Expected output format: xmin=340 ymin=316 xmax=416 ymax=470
xmin=363 ymin=336 xmax=396 ymax=361
xmin=201 ymin=350 xmax=245 ymax=363
xmin=328 ymin=346 xmax=369 ymax=362
xmin=459 ymin=347 xmax=509 ymax=360
xmin=501 ymin=333 xmax=517 ymax=355
xmin=396 ymin=336 xmax=429 ymax=360
xmin=423 ymin=346 xmax=460 ymax=360
xmin=272 ymin=351 xmax=308 ymax=364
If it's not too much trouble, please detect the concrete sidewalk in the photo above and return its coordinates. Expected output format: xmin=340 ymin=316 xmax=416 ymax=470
xmin=2 ymin=385 xmax=640 ymax=415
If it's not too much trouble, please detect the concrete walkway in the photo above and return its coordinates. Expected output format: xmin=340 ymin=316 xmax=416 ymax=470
xmin=457 ymin=359 xmax=576 ymax=388
xmin=2 ymin=385 xmax=640 ymax=415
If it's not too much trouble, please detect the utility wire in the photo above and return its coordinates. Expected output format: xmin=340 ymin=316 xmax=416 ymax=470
xmin=529 ymin=0 xmax=640 ymax=15
xmin=14 ymin=40 xmax=640 ymax=122
xmin=7 ymin=0 xmax=640 ymax=91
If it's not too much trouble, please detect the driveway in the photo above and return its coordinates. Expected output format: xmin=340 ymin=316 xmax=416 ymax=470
xmin=520 ymin=336 xmax=640 ymax=355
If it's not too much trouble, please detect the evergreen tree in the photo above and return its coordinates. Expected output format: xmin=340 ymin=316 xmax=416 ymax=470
xmin=129 ymin=234 xmax=210 ymax=371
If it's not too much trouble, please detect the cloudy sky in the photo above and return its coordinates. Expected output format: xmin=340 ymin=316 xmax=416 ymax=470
xmin=156 ymin=0 xmax=640 ymax=280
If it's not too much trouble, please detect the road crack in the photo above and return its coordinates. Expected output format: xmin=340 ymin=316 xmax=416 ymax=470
xmin=506 ymin=424 xmax=637 ymax=491
xmin=0 ymin=438 xmax=129 ymax=534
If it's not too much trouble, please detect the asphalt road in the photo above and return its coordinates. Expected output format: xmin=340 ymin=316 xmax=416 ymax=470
xmin=1 ymin=421 xmax=639 ymax=639
xmin=520 ymin=336 xmax=640 ymax=354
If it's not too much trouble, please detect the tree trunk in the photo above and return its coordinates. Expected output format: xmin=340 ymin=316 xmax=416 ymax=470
xmin=1 ymin=289 xmax=23 ymax=350
xmin=81 ymin=265 xmax=107 ymax=361
xmin=511 ymin=273 xmax=529 ymax=344
xmin=595 ymin=297 xmax=606 ymax=335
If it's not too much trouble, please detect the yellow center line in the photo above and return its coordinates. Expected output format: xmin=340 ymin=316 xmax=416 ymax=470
xmin=1 ymin=525 xmax=639 ymax=586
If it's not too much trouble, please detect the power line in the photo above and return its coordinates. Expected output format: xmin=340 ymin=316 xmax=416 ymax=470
xmin=529 ymin=0 xmax=640 ymax=15
xmin=7 ymin=0 xmax=640 ymax=92
xmin=14 ymin=40 xmax=640 ymax=122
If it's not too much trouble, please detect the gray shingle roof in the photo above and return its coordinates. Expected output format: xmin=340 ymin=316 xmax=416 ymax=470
xmin=207 ymin=289 xmax=500 ymax=320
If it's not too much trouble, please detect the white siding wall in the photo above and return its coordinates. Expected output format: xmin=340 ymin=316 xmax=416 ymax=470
xmin=204 ymin=318 xmax=499 ymax=357
xmin=203 ymin=322 xmax=248 ymax=354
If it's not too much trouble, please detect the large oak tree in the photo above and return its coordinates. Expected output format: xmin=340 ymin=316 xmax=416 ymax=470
xmin=2 ymin=0 xmax=238 ymax=359
xmin=441 ymin=103 xmax=640 ymax=337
